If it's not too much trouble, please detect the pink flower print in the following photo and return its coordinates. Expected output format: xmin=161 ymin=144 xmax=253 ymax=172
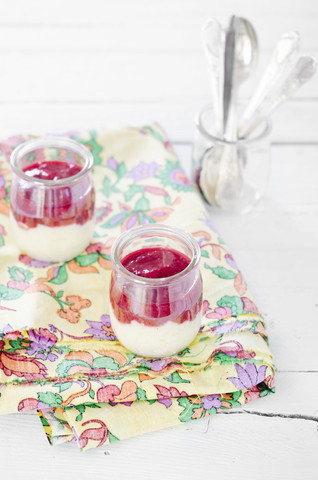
xmin=228 ymin=363 xmax=267 ymax=390
xmin=241 ymin=297 xmax=260 ymax=315
xmin=127 ymin=161 xmax=160 ymax=181
xmin=155 ymin=385 xmax=187 ymax=408
xmin=214 ymin=341 xmax=255 ymax=359
xmin=206 ymin=306 xmax=232 ymax=320
xmin=201 ymin=299 xmax=211 ymax=316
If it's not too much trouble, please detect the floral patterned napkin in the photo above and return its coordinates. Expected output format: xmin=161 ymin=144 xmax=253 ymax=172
xmin=0 ymin=125 xmax=275 ymax=450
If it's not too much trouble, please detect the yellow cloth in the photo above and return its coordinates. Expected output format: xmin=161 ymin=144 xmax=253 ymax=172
xmin=0 ymin=125 xmax=275 ymax=450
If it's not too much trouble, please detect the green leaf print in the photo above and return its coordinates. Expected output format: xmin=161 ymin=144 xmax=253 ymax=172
xmin=124 ymin=185 xmax=143 ymax=202
xmin=211 ymin=267 xmax=237 ymax=280
xmin=217 ymin=295 xmax=244 ymax=316
xmin=135 ymin=196 xmax=150 ymax=212
xmin=39 ymin=416 xmax=51 ymax=428
xmin=116 ymin=162 xmax=126 ymax=179
xmin=7 ymin=337 xmax=30 ymax=352
xmin=108 ymin=431 xmax=120 ymax=443
xmin=49 ymin=264 xmax=68 ymax=285
xmin=178 ymin=397 xmax=201 ymax=422
xmin=102 ymin=177 xmax=112 ymax=197
xmin=75 ymin=253 xmax=99 ymax=267
xmin=56 ymin=359 xmax=92 ymax=377
xmin=165 ymin=372 xmax=191 ymax=384
xmin=52 ymin=382 xmax=72 ymax=393
xmin=37 ymin=392 xmax=63 ymax=407
xmin=92 ymin=356 xmax=120 ymax=370
xmin=212 ymin=352 xmax=240 ymax=366
xmin=8 ymin=266 xmax=33 ymax=282
xmin=0 ymin=285 xmax=25 ymax=301
xmin=136 ymin=387 xmax=148 ymax=401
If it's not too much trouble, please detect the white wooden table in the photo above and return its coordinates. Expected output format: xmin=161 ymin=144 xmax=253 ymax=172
xmin=0 ymin=1 xmax=317 ymax=478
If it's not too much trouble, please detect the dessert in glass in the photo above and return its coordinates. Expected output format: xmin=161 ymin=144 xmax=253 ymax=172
xmin=110 ymin=224 xmax=202 ymax=358
xmin=10 ymin=137 xmax=95 ymax=263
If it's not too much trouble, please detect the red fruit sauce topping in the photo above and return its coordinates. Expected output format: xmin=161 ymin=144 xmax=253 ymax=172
xmin=11 ymin=160 xmax=94 ymax=228
xmin=23 ymin=160 xmax=82 ymax=181
xmin=110 ymin=247 xmax=202 ymax=326
xmin=121 ymin=247 xmax=190 ymax=278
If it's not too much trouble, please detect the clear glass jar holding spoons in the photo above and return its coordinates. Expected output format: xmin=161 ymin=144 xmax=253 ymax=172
xmin=192 ymin=104 xmax=272 ymax=213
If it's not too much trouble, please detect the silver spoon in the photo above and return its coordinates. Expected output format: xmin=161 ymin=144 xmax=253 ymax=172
xmin=201 ymin=18 xmax=225 ymax=137
xmin=213 ymin=17 xmax=258 ymax=208
xmin=239 ymin=31 xmax=300 ymax=137
xmin=200 ymin=17 xmax=259 ymax=206
xmin=241 ymin=55 xmax=317 ymax=138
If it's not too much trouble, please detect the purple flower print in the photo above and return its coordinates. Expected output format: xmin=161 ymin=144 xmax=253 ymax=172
xmin=225 ymin=254 xmax=239 ymax=271
xmin=168 ymin=168 xmax=192 ymax=187
xmin=157 ymin=397 xmax=173 ymax=408
xmin=27 ymin=328 xmax=59 ymax=361
xmin=199 ymin=211 xmax=218 ymax=234
xmin=127 ymin=161 xmax=160 ymax=181
xmin=213 ymin=320 xmax=248 ymax=335
xmin=84 ymin=314 xmax=117 ymax=340
xmin=19 ymin=254 xmax=54 ymax=268
xmin=143 ymin=359 xmax=169 ymax=372
xmin=0 ymin=323 xmax=14 ymax=335
xmin=0 ymin=174 xmax=5 ymax=188
xmin=228 ymin=363 xmax=267 ymax=390
xmin=202 ymin=394 xmax=222 ymax=410
xmin=107 ymin=157 xmax=118 ymax=171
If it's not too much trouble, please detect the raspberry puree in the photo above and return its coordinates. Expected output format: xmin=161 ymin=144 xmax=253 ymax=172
xmin=121 ymin=247 xmax=191 ymax=278
xmin=23 ymin=160 xmax=82 ymax=181
xmin=11 ymin=160 xmax=95 ymax=228
xmin=110 ymin=247 xmax=202 ymax=326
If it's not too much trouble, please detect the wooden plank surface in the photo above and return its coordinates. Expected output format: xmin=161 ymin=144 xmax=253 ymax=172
xmin=0 ymin=0 xmax=317 ymax=477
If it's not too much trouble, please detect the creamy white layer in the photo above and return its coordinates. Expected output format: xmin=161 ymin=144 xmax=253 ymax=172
xmin=10 ymin=213 xmax=95 ymax=262
xmin=110 ymin=304 xmax=201 ymax=358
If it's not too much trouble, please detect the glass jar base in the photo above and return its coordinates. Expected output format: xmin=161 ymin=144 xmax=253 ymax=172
xmin=110 ymin=306 xmax=201 ymax=358
xmin=10 ymin=213 xmax=95 ymax=263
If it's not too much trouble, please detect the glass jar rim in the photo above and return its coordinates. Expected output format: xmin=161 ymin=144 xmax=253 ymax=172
xmin=10 ymin=136 xmax=94 ymax=186
xmin=111 ymin=224 xmax=201 ymax=285
xmin=195 ymin=104 xmax=272 ymax=146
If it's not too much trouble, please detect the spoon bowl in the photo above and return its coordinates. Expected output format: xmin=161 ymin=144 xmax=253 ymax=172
xmin=214 ymin=17 xmax=259 ymax=209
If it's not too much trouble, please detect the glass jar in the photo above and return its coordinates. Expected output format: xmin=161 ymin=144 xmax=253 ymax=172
xmin=192 ymin=104 xmax=272 ymax=213
xmin=109 ymin=224 xmax=202 ymax=358
xmin=10 ymin=137 xmax=95 ymax=263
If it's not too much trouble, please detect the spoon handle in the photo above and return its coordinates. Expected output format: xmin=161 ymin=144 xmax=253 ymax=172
xmin=239 ymin=31 xmax=300 ymax=136
xmin=242 ymin=55 xmax=317 ymax=137
xmin=223 ymin=16 xmax=237 ymax=136
xmin=201 ymin=18 xmax=225 ymax=137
